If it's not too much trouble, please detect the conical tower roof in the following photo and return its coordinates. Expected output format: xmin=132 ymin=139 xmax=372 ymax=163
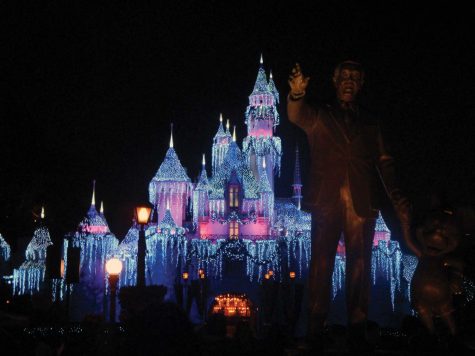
xmin=159 ymin=208 xmax=177 ymax=229
xmin=258 ymin=160 xmax=272 ymax=193
xmin=80 ymin=182 xmax=110 ymax=233
xmin=25 ymin=213 xmax=52 ymax=261
xmin=375 ymin=211 xmax=390 ymax=233
xmin=195 ymin=154 xmax=209 ymax=191
xmin=251 ymin=55 xmax=269 ymax=95
xmin=267 ymin=71 xmax=280 ymax=104
xmin=153 ymin=149 xmax=191 ymax=182
xmin=214 ymin=114 xmax=227 ymax=139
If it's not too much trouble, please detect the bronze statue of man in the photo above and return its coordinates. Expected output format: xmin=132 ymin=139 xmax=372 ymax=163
xmin=287 ymin=61 xmax=420 ymax=342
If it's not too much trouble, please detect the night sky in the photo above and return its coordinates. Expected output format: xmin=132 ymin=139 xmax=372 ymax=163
xmin=1 ymin=2 xmax=474 ymax=255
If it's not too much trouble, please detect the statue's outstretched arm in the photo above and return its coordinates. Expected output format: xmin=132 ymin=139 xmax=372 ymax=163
xmin=287 ymin=63 xmax=317 ymax=133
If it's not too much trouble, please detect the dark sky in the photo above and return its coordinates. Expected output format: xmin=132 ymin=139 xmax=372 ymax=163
xmin=1 ymin=1 xmax=474 ymax=250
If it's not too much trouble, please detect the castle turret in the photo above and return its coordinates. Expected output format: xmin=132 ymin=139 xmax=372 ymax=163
xmin=212 ymin=114 xmax=232 ymax=176
xmin=374 ymin=211 xmax=391 ymax=246
xmin=258 ymin=159 xmax=274 ymax=222
xmin=13 ymin=207 xmax=52 ymax=295
xmin=193 ymin=154 xmax=210 ymax=224
xmin=242 ymin=55 xmax=282 ymax=191
xmin=148 ymin=128 xmax=192 ymax=227
xmin=292 ymin=146 xmax=303 ymax=209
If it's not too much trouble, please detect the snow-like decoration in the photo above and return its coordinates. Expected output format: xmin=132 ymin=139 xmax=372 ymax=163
xmin=371 ymin=240 xmax=402 ymax=309
xmin=245 ymin=58 xmax=280 ymax=128
xmin=13 ymin=222 xmax=52 ymax=295
xmin=375 ymin=212 xmax=390 ymax=232
xmin=151 ymin=146 xmax=190 ymax=183
xmin=212 ymin=115 xmax=232 ymax=176
xmin=402 ymin=254 xmax=418 ymax=303
xmin=242 ymin=136 xmax=282 ymax=175
xmin=25 ymin=225 xmax=52 ymax=261
xmin=273 ymin=199 xmax=311 ymax=235
xmin=0 ymin=233 xmax=11 ymax=261
xmin=68 ymin=198 xmax=119 ymax=275
xmin=208 ymin=141 xmax=259 ymax=200
xmin=258 ymin=160 xmax=274 ymax=220
xmin=193 ymin=160 xmax=210 ymax=224
xmin=149 ymin=147 xmax=192 ymax=202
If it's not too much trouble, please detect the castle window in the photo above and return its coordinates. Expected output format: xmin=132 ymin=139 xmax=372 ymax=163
xmin=229 ymin=221 xmax=239 ymax=240
xmin=229 ymin=186 xmax=239 ymax=208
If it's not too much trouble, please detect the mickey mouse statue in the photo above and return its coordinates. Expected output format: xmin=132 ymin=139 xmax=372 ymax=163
xmin=411 ymin=208 xmax=463 ymax=335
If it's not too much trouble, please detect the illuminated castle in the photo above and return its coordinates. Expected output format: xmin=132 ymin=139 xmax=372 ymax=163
xmin=10 ymin=57 xmax=417 ymax=322
xmin=116 ymin=57 xmax=409 ymax=309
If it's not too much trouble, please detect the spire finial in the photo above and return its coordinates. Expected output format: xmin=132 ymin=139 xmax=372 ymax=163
xmin=100 ymin=201 xmax=104 ymax=214
xmin=166 ymin=198 xmax=170 ymax=210
xmin=219 ymin=113 xmax=223 ymax=123
xmin=232 ymin=126 xmax=236 ymax=142
xmin=202 ymin=154 xmax=206 ymax=166
xmin=263 ymin=158 xmax=266 ymax=169
xmin=260 ymin=53 xmax=263 ymax=64
xmin=91 ymin=180 xmax=96 ymax=206
xmin=170 ymin=123 xmax=174 ymax=148
xmin=226 ymin=119 xmax=230 ymax=131
xmin=270 ymin=70 xmax=273 ymax=79
xmin=41 ymin=206 xmax=45 ymax=219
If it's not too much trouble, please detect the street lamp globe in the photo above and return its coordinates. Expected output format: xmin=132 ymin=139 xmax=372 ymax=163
xmin=136 ymin=206 xmax=152 ymax=225
xmin=106 ymin=258 xmax=123 ymax=275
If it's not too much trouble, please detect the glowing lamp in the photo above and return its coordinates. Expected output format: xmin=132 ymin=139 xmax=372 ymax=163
xmin=289 ymin=271 xmax=296 ymax=280
xmin=136 ymin=206 xmax=152 ymax=225
xmin=198 ymin=268 xmax=204 ymax=276
xmin=200 ymin=272 xmax=206 ymax=279
xmin=268 ymin=270 xmax=274 ymax=277
xmin=182 ymin=272 xmax=189 ymax=280
xmin=60 ymin=259 xmax=65 ymax=278
xmin=105 ymin=258 xmax=123 ymax=275
xmin=264 ymin=273 xmax=270 ymax=280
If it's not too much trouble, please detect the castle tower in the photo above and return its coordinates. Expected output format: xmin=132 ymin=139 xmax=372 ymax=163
xmin=193 ymin=154 xmax=210 ymax=225
xmin=242 ymin=55 xmax=282 ymax=191
xmin=373 ymin=211 xmax=391 ymax=246
xmin=13 ymin=207 xmax=53 ymax=295
xmin=148 ymin=128 xmax=192 ymax=227
xmin=258 ymin=159 xmax=274 ymax=222
xmin=292 ymin=146 xmax=303 ymax=209
xmin=212 ymin=114 xmax=232 ymax=176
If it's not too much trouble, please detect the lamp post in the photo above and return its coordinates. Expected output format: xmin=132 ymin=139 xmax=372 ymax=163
xmin=135 ymin=205 xmax=152 ymax=287
xmin=106 ymin=258 xmax=123 ymax=323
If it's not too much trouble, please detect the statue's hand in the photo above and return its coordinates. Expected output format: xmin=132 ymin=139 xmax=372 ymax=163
xmin=288 ymin=63 xmax=310 ymax=99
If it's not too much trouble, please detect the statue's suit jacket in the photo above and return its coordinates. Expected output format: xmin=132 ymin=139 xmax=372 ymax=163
xmin=288 ymin=97 xmax=399 ymax=218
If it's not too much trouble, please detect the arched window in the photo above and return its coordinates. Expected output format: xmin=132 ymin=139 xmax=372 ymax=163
xmin=229 ymin=185 xmax=239 ymax=208
xmin=229 ymin=221 xmax=239 ymax=240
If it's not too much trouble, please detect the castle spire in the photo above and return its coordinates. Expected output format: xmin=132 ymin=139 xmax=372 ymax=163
xmin=41 ymin=206 xmax=45 ymax=219
xmin=169 ymin=124 xmax=174 ymax=148
xmin=260 ymin=53 xmax=263 ymax=65
xmin=268 ymin=69 xmax=280 ymax=104
xmin=226 ymin=119 xmax=230 ymax=133
xmin=91 ymin=180 xmax=96 ymax=206
xmin=292 ymin=145 xmax=303 ymax=208
xmin=232 ymin=126 xmax=237 ymax=142
xmin=100 ymin=201 xmax=104 ymax=214
xmin=202 ymin=153 xmax=206 ymax=166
